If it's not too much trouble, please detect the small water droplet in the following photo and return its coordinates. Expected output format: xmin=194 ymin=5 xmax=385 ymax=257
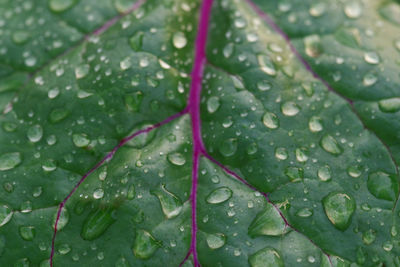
xmin=249 ymin=247 xmax=284 ymax=267
xmin=248 ymin=203 xmax=286 ymax=237
xmin=320 ymin=135 xmax=342 ymax=155
xmin=318 ymin=165 xmax=332 ymax=182
xmin=0 ymin=204 xmax=13 ymax=227
xmin=304 ymin=35 xmax=322 ymax=57
xmin=258 ymin=54 xmax=276 ymax=76
xmin=12 ymin=31 xmax=30 ymax=45
xmin=52 ymin=207 xmax=69 ymax=230
xmin=120 ymin=57 xmax=132 ymax=70
xmin=58 ymin=243 xmax=71 ymax=255
xmin=262 ymin=111 xmax=279 ymax=129
xmin=72 ymin=133 xmax=90 ymax=148
xmin=49 ymin=108 xmax=69 ymax=123
xmin=19 ymin=226 xmax=35 ymax=241
xmin=281 ymin=102 xmax=300 ymax=116
xmin=309 ymin=3 xmax=326 ymax=17
xmin=363 ymin=73 xmax=377 ymax=86
xmin=172 ymin=32 xmax=187 ymax=49
xmin=296 ymin=208 xmax=313 ymax=218
xmin=167 ymin=152 xmax=186 ymax=166
xmin=27 ymin=125 xmax=43 ymax=143
xmin=378 ymin=97 xmax=400 ymax=113
xmin=115 ymin=256 xmax=129 ymax=267
xmin=219 ymin=138 xmax=237 ymax=157
xmin=295 ymin=148 xmax=308 ymax=162
xmin=0 ymin=152 xmax=22 ymax=171
xmin=93 ymin=188 xmax=104 ymax=199
xmin=151 ymin=185 xmax=183 ymax=219
xmin=207 ymin=96 xmax=221 ymax=114
xmin=75 ymin=64 xmax=90 ymax=79
xmin=347 ymin=165 xmax=362 ymax=178
xmin=275 ymin=147 xmax=288 ymax=160
xmin=257 ymin=80 xmax=271 ymax=91
xmin=367 ymin=171 xmax=398 ymax=201
xmin=130 ymin=31 xmax=144 ymax=51
xmin=344 ymin=1 xmax=362 ymax=18
xmin=308 ymin=116 xmax=323 ymax=132
xmin=206 ymin=187 xmax=232 ymax=204
xmin=223 ymin=43 xmax=234 ymax=58
xmin=206 ymin=233 xmax=226 ymax=249
xmin=132 ymin=229 xmax=160 ymax=259
xmin=362 ymin=229 xmax=376 ymax=245
xmin=364 ymin=52 xmax=380 ymax=65
xmin=49 ymin=0 xmax=76 ymax=12
xmin=81 ymin=207 xmax=116 ymax=240
xmin=322 ymin=191 xmax=355 ymax=231
xmin=285 ymin=167 xmax=303 ymax=182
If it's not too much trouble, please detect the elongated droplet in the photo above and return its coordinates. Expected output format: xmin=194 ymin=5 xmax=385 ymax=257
xmin=19 ymin=226 xmax=35 ymax=241
xmin=0 ymin=152 xmax=22 ymax=171
xmin=378 ymin=98 xmax=400 ymax=113
xmin=207 ymin=96 xmax=221 ymax=114
xmin=320 ymin=135 xmax=342 ymax=155
xmin=322 ymin=191 xmax=355 ymax=231
xmin=206 ymin=233 xmax=226 ymax=249
xmin=262 ymin=111 xmax=279 ymax=129
xmin=151 ymin=185 xmax=182 ymax=219
xmin=132 ymin=229 xmax=160 ymax=259
xmin=167 ymin=152 xmax=186 ymax=166
xmin=81 ymin=207 xmax=116 ymax=240
xmin=296 ymin=208 xmax=313 ymax=218
xmin=52 ymin=207 xmax=69 ymax=230
xmin=0 ymin=204 xmax=13 ymax=227
xmin=27 ymin=125 xmax=43 ymax=143
xmin=248 ymin=203 xmax=286 ymax=237
xmin=362 ymin=229 xmax=376 ymax=245
xmin=258 ymin=54 xmax=276 ymax=76
xmin=367 ymin=171 xmax=398 ymax=201
xmin=249 ymin=247 xmax=284 ymax=267
xmin=206 ymin=187 xmax=232 ymax=204
xmin=49 ymin=0 xmax=76 ymax=12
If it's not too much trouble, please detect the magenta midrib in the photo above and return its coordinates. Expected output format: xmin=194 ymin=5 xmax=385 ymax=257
xmin=50 ymin=0 xmax=337 ymax=266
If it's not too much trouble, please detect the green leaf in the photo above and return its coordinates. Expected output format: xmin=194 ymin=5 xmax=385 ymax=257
xmin=1 ymin=0 xmax=399 ymax=266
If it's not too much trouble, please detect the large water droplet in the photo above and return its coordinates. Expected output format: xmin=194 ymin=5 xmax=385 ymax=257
xmin=75 ymin=64 xmax=90 ymax=79
xmin=367 ymin=171 xmax=398 ymax=201
xmin=49 ymin=108 xmax=69 ymax=123
xmin=281 ymin=102 xmax=300 ymax=116
xmin=81 ymin=207 xmax=116 ymax=240
xmin=167 ymin=152 xmax=186 ymax=166
xmin=362 ymin=229 xmax=376 ymax=245
xmin=379 ymin=3 xmax=400 ymax=25
xmin=93 ymin=188 xmax=104 ymax=199
xmin=206 ymin=233 xmax=226 ymax=249
xmin=0 ymin=204 xmax=13 ymax=227
xmin=363 ymin=52 xmax=380 ymax=65
xmin=219 ymin=138 xmax=237 ymax=157
xmin=223 ymin=43 xmax=234 ymax=58
xmin=72 ymin=133 xmax=90 ymax=148
xmin=304 ymin=35 xmax=322 ymax=58
xmin=114 ymin=0 xmax=135 ymax=13
xmin=120 ymin=57 xmax=132 ymax=70
xmin=258 ymin=54 xmax=276 ymax=76
xmin=151 ymin=185 xmax=182 ymax=219
xmin=49 ymin=0 xmax=76 ymax=12
xmin=172 ymin=32 xmax=187 ymax=49
xmin=363 ymin=73 xmax=377 ymax=87
xmin=318 ymin=165 xmax=332 ymax=182
xmin=0 ymin=152 xmax=22 ymax=171
xmin=309 ymin=116 xmax=323 ymax=132
xmin=27 ymin=125 xmax=43 ymax=143
xmin=262 ymin=111 xmax=279 ymax=129
xmin=206 ymin=187 xmax=232 ymax=204
xmin=285 ymin=167 xmax=303 ymax=182
xmin=275 ymin=147 xmax=288 ymax=160
xmin=320 ymin=135 xmax=342 ymax=155
xmin=344 ymin=1 xmax=362 ymax=18
xmin=12 ymin=31 xmax=30 ymax=45
xmin=132 ymin=229 xmax=160 ymax=259
xmin=52 ymin=207 xmax=69 ymax=230
xmin=115 ymin=257 xmax=129 ymax=267
xmin=322 ymin=191 xmax=355 ymax=231
xmin=249 ymin=247 xmax=284 ymax=267
xmin=248 ymin=203 xmax=286 ymax=237
xmin=19 ymin=226 xmax=35 ymax=241
xmin=378 ymin=98 xmax=400 ymax=113
xmin=125 ymin=91 xmax=143 ymax=112
xmin=296 ymin=208 xmax=313 ymax=218
xmin=207 ymin=96 xmax=221 ymax=114
xmin=309 ymin=3 xmax=326 ymax=17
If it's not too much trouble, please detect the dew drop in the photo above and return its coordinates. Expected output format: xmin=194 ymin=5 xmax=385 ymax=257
xmin=19 ymin=226 xmax=35 ymax=241
xmin=257 ymin=80 xmax=271 ymax=91
xmin=75 ymin=64 xmax=90 ymax=79
xmin=249 ymin=247 xmax=284 ymax=267
xmin=309 ymin=3 xmax=326 ymax=17
xmin=0 ymin=204 xmax=13 ymax=227
xmin=295 ymin=148 xmax=308 ymax=162
xmin=223 ymin=43 xmax=234 ymax=58
xmin=275 ymin=147 xmax=288 ymax=160
xmin=81 ymin=207 xmax=116 ymax=240
xmin=363 ymin=52 xmax=380 ymax=65
xmin=52 ymin=207 xmax=69 ymax=230
xmin=258 ymin=54 xmax=276 ymax=76
xmin=93 ymin=188 xmax=104 ymax=199
xmin=167 ymin=152 xmax=186 ymax=166
xmin=383 ymin=241 xmax=393 ymax=251
xmin=347 ymin=165 xmax=362 ymax=178
xmin=151 ymin=185 xmax=183 ymax=219
xmin=362 ymin=229 xmax=376 ymax=245
xmin=12 ymin=31 xmax=30 ymax=45
xmin=27 ymin=125 xmax=43 ymax=143
xmin=49 ymin=108 xmax=69 ymax=123
xmin=248 ymin=203 xmax=286 ymax=237
xmin=129 ymin=31 xmax=144 ymax=51
xmin=120 ymin=57 xmax=132 ymax=70
xmin=132 ymin=229 xmax=160 ymax=259
xmin=114 ymin=0 xmax=135 ymax=13
xmin=115 ymin=257 xmax=129 ymax=267
xmin=0 ymin=152 xmax=22 ymax=171
xmin=206 ymin=187 xmax=232 ymax=204
xmin=304 ymin=35 xmax=322 ymax=58
xmin=262 ymin=111 xmax=279 ymax=129
xmin=281 ymin=102 xmax=300 ymax=116
xmin=206 ymin=233 xmax=226 ymax=249
xmin=58 ymin=243 xmax=71 ymax=255
xmin=308 ymin=116 xmax=323 ymax=132
xmin=126 ymin=122 xmax=155 ymax=148
xmin=219 ymin=138 xmax=237 ymax=157
xmin=318 ymin=165 xmax=332 ymax=182
xmin=322 ymin=191 xmax=355 ymax=231
xmin=72 ymin=133 xmax=90 ymax=148
xmin=367 ymin=171 xmax=398 ymax=201
xmin=344 ymin=1 xmax=362 ymax=18
xmin=320 ymin=135 xmax=342 ymax=155
xmin=49 ymin=0 xmax=76 ymax=12
xmin=363 ymin=73 xmax=377 ymax=86
xmin=207 ymin=96 xmax=221 ymax=114
xmin=378 ymin=98 xmax=400 ymax=113
xmin=172 ymin=32 xmax=187 ymax=49
xmin=296 ymin=208 xmax=313 ymax=218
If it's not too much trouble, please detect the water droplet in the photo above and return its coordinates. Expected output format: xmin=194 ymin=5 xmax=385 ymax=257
xmin=364 ymin=52 xmax=380 ymax=65
xmin=0 ymin=204 xmax=13 ymax=227
xmin=367 ymin=171 xmax=398 ymax=201
xmin=21 ymin=201 xmax=32 ymax=213
xmin=362 ymin=229 xmax=376 ymax=245
xmin=25 ymin=57 xmax=37 ymax=67
xmin=249 ymin=247 xmax=284 ymax=267
xmin=262 ymin=111 xmax=279 ymax=129
xmin=81 ymin=207 xmax=116 ymax=240
xmin=93 ymin=188 xmax=104 ymax=199
xmin=207 ymin=96 xmax=221 ymax=114
xmin=132 ymin=229 xmax=160 ymax=259
xmin=296 ymin=208 xmax=313 ymax=218
xmin=322 ymin=191 xmax=355 ymax=231
xmin=120 ymin=57 xmax=132 ymax=70
xmin=383 ymin=241 xmax=393 ymax=251
xmin=151 ymin=185 xmax=182 ymax=219
xmin=320 ymin=135 xmax=342 ymax=155
xmin=363 ymin=73 xmax=377 ymax=86
xmin=308 ymin=116 xmax=323 ymax=132
xmin=172 ymin=32 xmax=187 ymax=49
xmin=2 ymin=122 xmax=17 ymax=132
xmin=58 ymin=243 xmax=71 ymax=255
xmin=309 ymin=3 xmax=326 ymax=17
xmin=223 ymin=43 xmax=234 ymax=58
xmin=248 ymin=203 xmax=286 ymax=237
xmin=27 ymin=125 xmax=43 ymax=143
xmin=304 ymin=35 xmax=322 ymax=57
xmin=130 ymin=31 xmax=144 ymax=51
xmin=234 ymin=17 xmax=247 ymax=28
xmin=49 ymin=0 xmax=76 ymax=12
xmin=347 ymin=165 xmax=362 ymax=178
xmin=115 ymin=257 xmax=129 ymax=267
xmin=344 ymin=1 xmax=362 ymax=18
xmin=52 ymin=207 xmax=69 ymax=230
xmin=295 ymin=148 xmax=308 ymax=162
xmin=127 ymin=184 xmax=135 ymax=200
xmin=72 ymin=133 xmax=90 ymax=147
xmin=285 ymin=167 xmax=303 ymax=182
xmin=246 ymin=143 xmax=258 ymax=155
xmin=19 ymin=226 xmax=35 ymax=241
xmin=257 ymin=80 xmax=271 ymax=91
xmin=378 ymin=98 xmax=400 ymax=113
xmin=219 ymin=138 xmax=237 ymax=157
xmin=206 ymin=187 xmax=232 ymax=204
xmin=258 ymin=54 xmax=276 ymax=76
xmin=126 ymin=122 xmax=156 ymax=148
xmin=206 ymin=233 xmax=226 ymax=249
xmin=75 ymin=64 xmax=90 ymax=79
xmin=275 ymin=147 xmax=288 ymax=160
xmin=0 ymin=152 xmax=22 ymax=171
xmin=318 ymin=165 xmax=332 ymax=182
xmin=114 ymin=0 xmax=135 ymax=13
xmin=167 ymin=152 xmax=186 ymax=166
xmin=139 ymin=57 xmax=149 ymax=68
xmin=281 ymin=102 xmax=300 ymax=116
xmin=42 ymin=159 xmax=56 ymax=172
xmin=12 ymin=31 xmax=30 ymax=45
xmin=49 ymin=108 xmax=69 ymax=123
